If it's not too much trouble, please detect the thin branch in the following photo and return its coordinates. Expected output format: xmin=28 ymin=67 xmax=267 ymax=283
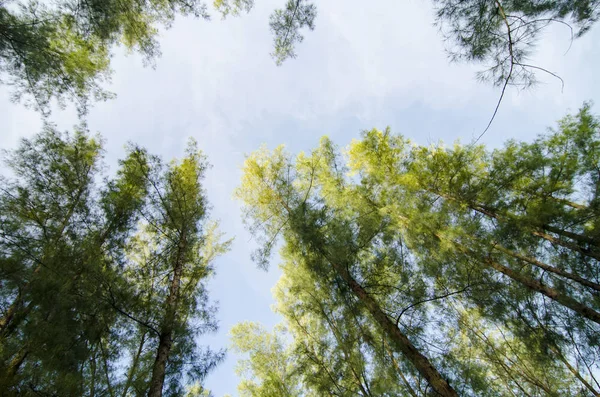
xmin=395 ymin=286 xmax=469 ymax=326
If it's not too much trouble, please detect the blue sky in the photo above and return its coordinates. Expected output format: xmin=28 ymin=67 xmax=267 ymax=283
xmin=1 ymin=0 xmax=599 ymax=395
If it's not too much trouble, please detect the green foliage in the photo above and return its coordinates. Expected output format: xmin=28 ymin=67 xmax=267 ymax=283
xmin=269 ymin=0 xmax=316 ymax=65
xmin=433 ymin=0 xmax=600 ymax=86
xmin=1 ymin=0 xmax=211 ymax=114
xmin=215 ymin=0 xmax=316 ymax=66
xmin=234 ymin=104 xmax=600 ymax=396
xmin=231 ymin=322 xmax=302 ymax=396
xmin=213 ymin=0 xmax=254 ymax=18
xmin=0 ymin=0 xmax=320 ymax=113
xmin=0 ymin=129 xmax=228 ymax=396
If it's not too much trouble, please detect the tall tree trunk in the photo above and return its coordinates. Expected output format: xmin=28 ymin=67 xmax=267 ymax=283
xmin=543 ymin=224 xmax=598 ymax=247
xmin=490 ymin=242 xmax=600 ymax=292
xmin=329 ymin=260 xmax=458 ymax=397
xmin=432 ymin=190 xmax=600 ymax=258
xmin=532 ymin=229 xmax=600 ymax=261
xmin=551 ymin=197 xmax=587 ymax=211
xmin=484 ymin=257 xmax=600 ymax=325
xmin=451 ymin=240 xmax=600 ymax=325
xmin=148 ymin=230 xmax=186 ymax=397
xmin=122 ymin=331 xmax=147 ymax=397
xmin=552 ymin=345 xmax=600 ymax=396
xmin=467 ymin=201 xmax=600 ymax=259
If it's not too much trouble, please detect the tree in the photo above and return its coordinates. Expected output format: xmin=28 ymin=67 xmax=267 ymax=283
xmin=1 ymin=0 xmax=211 ymax=114
xmin=235 ymin=103 xmax=600 ymax=396
xmin=433 ymin=0 xmax=600 ymax=136
xmin=1 ymin=0 xmax=319 ymax=115
xmin=130 ymin=141 xmax=230 ymax=397
xmin=434 ymin=0 xmax=599 ymax=87
xmin=236 ymin=141 xmax=459 ymax=396
xmin=0 ymin=125 xmax=149 ymax=394
xmin=215 ymin=0 xmax=316 ymax=65
xmin=0 ymin=129 xmax=229 ymax=396
xmin=347 ymin=103 xmax=600 ymax=394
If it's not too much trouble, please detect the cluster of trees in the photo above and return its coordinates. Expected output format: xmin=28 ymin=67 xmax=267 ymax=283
xmin=0 ymin=127 xmax=230 ymax=396
xmin=2 ymin=0 xmax=599 ymax=396
xmin=3 ymin=0 xmax=599 ymax=116
xmin=233 ymin=104 xmax=600 ymax=396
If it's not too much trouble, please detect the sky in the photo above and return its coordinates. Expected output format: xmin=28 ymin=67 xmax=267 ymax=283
xmin=1 ymin=0 xmax=599 ymax=395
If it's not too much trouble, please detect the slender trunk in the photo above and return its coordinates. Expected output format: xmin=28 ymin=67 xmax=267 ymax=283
xmin=532 ymin=229 xmax=600 ymax=261
xmin=524 ymin=309 xmax=600 ymax=396
xmin=435 ymin=191 xmax=600 ymax=259
xmin=491 ymin=243 xmax=600 ymax=292
xmin=552 ymin=197 xmax=587 ymax=211
xmin=148 ymin=231 xmax=186 ymax=397
xmin=90 ymin=351 xmax=97 ymax=397
xmin=452 ymin=238 xmax=600 ymax=325
xmin=469 ymin=202 xmax=600 ymax=260
xmin=543 ymin=224 xmax=598 ymax=247
xmin=329 ymin=261 xmax=458 ymax=397
xmin=552 ymin=345 xmax=600 ymax=396
xmin=384 ymin=339 xmax=419 ymax=397
xmin=122 ymin=331 xmax=147 ymax=397
xmin=484 ymin=257 xmax=600 ymax=325
xmin=6 ymin=348 xmax=28 ymax=380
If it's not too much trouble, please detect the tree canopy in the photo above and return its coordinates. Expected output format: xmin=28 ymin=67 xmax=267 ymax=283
xmin=234 ymin=104 xmax=600 ymax=396
xmin=0 ymin=127 xmax=229 ymax=396
xmin=5 ymin=0 xmax=594 ymax=118
xmin=0 ymin=0 xmax=214 ymax=114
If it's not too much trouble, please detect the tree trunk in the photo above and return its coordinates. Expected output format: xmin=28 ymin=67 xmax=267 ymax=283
xmin=532 ymin=229 xmax=600 ymax=261
xmin=122 ymin=331 xmax=146 ymax=397
xmin=433 ymin=191 xmax=600 ymax=259
xmin=467 ymin=201 xmax=600 ymax=260
xmin=329 ymin=261 xmax=458 ymax=397
xmin=491 ymin=243 xmax=600 ymax=292
xmin=543 ymin=224 xmax=598 ymax=248
xmin=148 ymin=231 xmax=186 ymax=397
xmin=6 ymin=348 xmax=28 ymax=381
xmin=552 ymin=345 xmax=600 ymax=396
xmin=0 ymin=293 xmax=21 ymax=333
xmin=450 ymin=239 xmax=600 ymax=325
xmin=551 ymin=197 xmax=587 ymax=211
xmin=484 ymin=258 xmax=600 ymax=325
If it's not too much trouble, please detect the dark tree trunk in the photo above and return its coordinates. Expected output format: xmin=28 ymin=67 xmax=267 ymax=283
xmin=485 ymin=258 xmax=600 ymax=325
xmin=329 ymin=261 xmax=459 ymax=397
xmin=491 ymin=243 xmax=600 ymax=292
xmin=148 ymin=231 xmax=186 ymax=397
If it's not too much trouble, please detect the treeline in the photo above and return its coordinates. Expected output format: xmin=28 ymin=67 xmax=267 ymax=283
xmin=0 ymin=127 xmax=230 ymax=396
xmin=233 ymin=104 xmax=600 ymax=396
xmin=2 ymin=104 xmax=598 ymax=397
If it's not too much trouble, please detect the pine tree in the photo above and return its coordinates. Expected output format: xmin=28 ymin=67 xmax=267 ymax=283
xmin=234 ymin=104 xmax=600 ymax=396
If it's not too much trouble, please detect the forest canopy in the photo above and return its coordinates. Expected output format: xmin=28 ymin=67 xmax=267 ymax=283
xmin=234 ymin=104 xmax=600 ymax=396
xmin=1 ymin=0 xmax=599 ymax=396
xmin=0 ymin=127 xmax=231 ymax=396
